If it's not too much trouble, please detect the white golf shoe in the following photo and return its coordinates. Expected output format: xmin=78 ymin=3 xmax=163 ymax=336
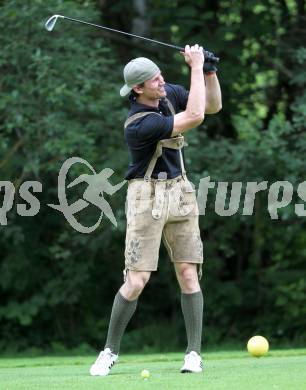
xmin=180 ymin=351 xmax=203 ymax=373
xmin=89 ymin=348 xmax=118 ymax=376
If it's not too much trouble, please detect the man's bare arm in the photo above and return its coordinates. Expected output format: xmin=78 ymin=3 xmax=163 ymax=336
xmin=205 ymin=73 xmax=222 ymax=114
xmin=171 ymin=44 xmax=206 ymax=137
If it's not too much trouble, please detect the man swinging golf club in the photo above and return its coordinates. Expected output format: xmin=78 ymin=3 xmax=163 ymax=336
xmin=90 ymin=44 xmax=222 ymax=375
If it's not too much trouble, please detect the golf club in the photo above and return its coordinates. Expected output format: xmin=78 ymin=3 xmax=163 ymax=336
xmin=45 ymin=14 xmax=219 ymax=62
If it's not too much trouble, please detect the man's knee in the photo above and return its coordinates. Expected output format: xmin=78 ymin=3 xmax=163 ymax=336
xmin=175 ymin=263 xmax=199 ymax=292
xmin=177 ymin=263 xmax=197 ymax=280
xmin=125 ymin=271 xmax=151 ymax=298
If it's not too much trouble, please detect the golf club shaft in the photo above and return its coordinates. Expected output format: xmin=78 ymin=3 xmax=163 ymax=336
xmin=56 ymin=15 xmax=219 ymax=62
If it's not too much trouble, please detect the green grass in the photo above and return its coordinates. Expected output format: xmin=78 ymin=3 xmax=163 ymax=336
xmin=1 ymin=349 xmax=306 ymax=389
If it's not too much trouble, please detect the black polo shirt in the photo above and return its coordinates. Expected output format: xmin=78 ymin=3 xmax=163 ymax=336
xmin=124 ymin=83 xmax=189 ymax=180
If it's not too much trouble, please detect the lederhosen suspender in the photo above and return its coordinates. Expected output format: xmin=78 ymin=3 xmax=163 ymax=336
xmin=124 ymin=97 xmax=187 ymax=181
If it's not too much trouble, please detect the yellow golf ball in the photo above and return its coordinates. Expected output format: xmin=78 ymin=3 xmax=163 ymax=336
xmin=247 ymin=335 xmax=269 ymax=357
xmin=141 ymin=369 xmax=150 ymax=379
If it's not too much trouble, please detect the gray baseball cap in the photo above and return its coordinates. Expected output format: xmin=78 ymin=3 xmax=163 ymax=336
xmin=120 ymin=57 xmax=160 ymax=97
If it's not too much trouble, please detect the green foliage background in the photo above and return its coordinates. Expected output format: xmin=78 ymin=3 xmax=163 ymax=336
xmin=0 ymin=0 xmax=306 ymax=352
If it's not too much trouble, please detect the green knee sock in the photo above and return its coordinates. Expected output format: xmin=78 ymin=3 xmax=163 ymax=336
xmin=181 ymin=290 xmax=203 ymax=355
xmin=105 ymin=291 xmax=138 ymax=354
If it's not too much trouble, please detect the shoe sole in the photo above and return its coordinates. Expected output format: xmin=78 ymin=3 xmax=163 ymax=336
xmin=181 ymin=367 xmax=203 ymax=373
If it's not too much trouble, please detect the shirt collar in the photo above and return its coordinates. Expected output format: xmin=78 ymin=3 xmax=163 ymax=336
xmin=129 ymin=98 xmax=162 ymax=115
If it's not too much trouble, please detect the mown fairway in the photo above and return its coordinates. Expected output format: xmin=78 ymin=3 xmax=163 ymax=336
xmin=1 ymin=349 xmax=306 ymax=390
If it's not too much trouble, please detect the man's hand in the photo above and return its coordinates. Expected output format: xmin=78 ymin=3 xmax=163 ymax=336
xmin=203 ymin=50 xmax=218 ymax=73
xmin=204 ymin=61 xmax=218 ymax=73
xmin=181 ymin=44 xmax=204 ymax=69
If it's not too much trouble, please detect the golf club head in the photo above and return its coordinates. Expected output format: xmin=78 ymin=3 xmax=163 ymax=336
xmin=45 ymin=15 xmax=64 ymax=31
